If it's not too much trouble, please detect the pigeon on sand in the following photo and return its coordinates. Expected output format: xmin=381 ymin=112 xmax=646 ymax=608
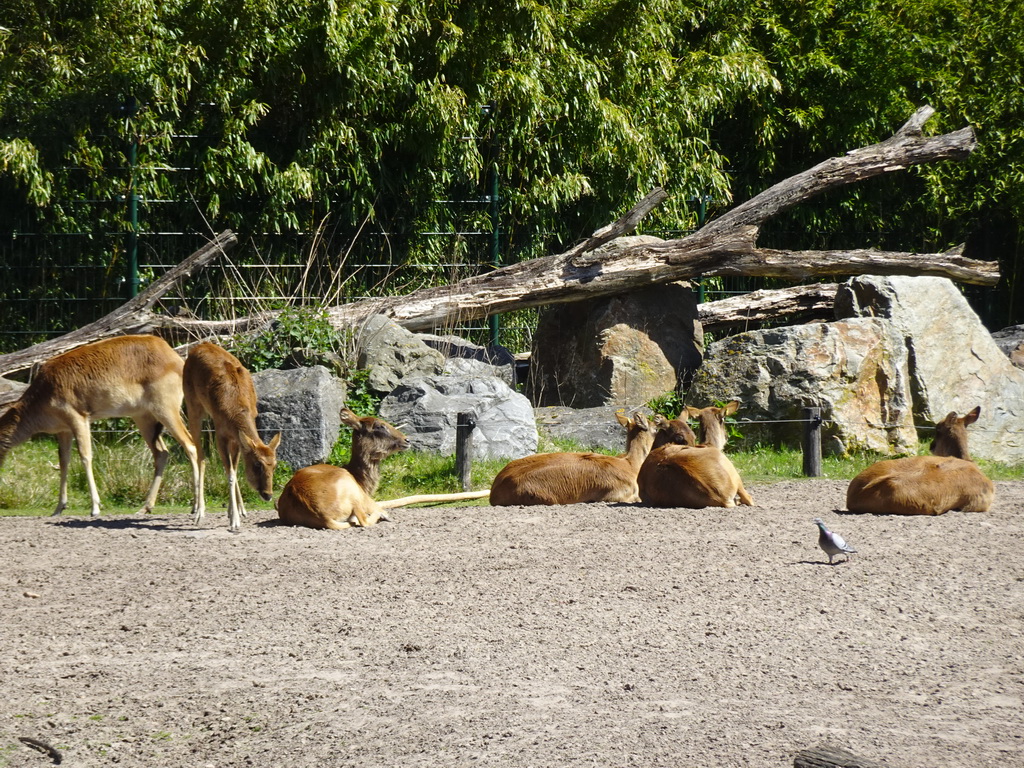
xmin=813 ymin=517 xmax=857 ymax=564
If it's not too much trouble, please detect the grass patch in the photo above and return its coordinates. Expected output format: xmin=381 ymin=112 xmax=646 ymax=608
xmin=0 ymin=432 xmax=276 ymax=516
xmin=2 ymin=433 xmax=1023 ymax=516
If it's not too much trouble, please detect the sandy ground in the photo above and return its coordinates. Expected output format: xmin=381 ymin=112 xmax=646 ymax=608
xmin=2 ymin=479 xmax=1023 ymax=768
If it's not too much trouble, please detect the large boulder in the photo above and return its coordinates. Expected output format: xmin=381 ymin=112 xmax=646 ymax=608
xmin=379 ymin=376 xmax=537 ymax=460
xmin=990 ymin=324 xmax=1024 ymax=368
xmin=355 ymin=315 xmax=444 ymax=395
xmin=688 ymin=318 xmax=917 ymax=456
xmin=534 ymin=405 xmax=645 ymax=452
xmin=836 ymin=275 xmax=1024 ymax=462
xmin=418 ymin=332 xmax=517 ymax=385
xmin=253 ymin=366 xmax=347 ymax=470
xmin=528 ymin=257 xmax=703 ymax=407
xmin=0 ymin=377 xmax=27 ymax=412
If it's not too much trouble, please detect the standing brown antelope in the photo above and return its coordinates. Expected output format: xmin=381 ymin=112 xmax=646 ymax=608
xmin=846 ymin=406 xmax=994 ymax=515
xmin=276 ymin=408 xmax=409 ymax=529
xmin=686 ymin=400 xmax=740 ymax=450
xmin=0 ymin=335 xmax=200 ymax=517
xmin=183 ymin=342 xmax=280 ymax=531
xmin=489 ymin=411 xmax=657 ymax=505
xmin=637 ymin=414 xmax=753 ymax=508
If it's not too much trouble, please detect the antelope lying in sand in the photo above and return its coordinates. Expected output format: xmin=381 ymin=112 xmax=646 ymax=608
xmin=489 ymin=411 xmax=657 ymax=505
xmin=0 ymin=335 xmax=200 ymax=517
xmin=637 ymin=411 xmax=753 ymax=508
xmin=276 ymin=408 xmax=409 ymax=529
xmin=183 ymin=342 xmax=280 ymax=531
xmin=846 ymin=406 xmax=994 ymax=515
xmin=686 ymin=400 xmax=740 ymax=450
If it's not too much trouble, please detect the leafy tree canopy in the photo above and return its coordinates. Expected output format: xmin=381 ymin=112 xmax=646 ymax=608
xmin=0 ymin=0 xmax=1021 ymax=309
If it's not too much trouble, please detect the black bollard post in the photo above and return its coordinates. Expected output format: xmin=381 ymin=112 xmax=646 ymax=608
xmin=455 ymin=412 xmax=476 ymax=491
xmin=802 ymin=407 xmax=822 ymax=477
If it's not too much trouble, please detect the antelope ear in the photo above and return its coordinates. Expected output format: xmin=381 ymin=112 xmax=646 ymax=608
xmin=651 ymin=413 xmax=668 ymax=428
xmin=633 ymin=412 xmax=650 ymax=430
xmin=615 ymin=410 xmax=629 ymax=427
xmin=339 ymin=407 xmax=362 ymax=429
xmin=963 ymin=406 xmax=981 ymax=425
xmin=722 ymin=400 xmax=740 ymax=416
xmin=684 ymin=406 xmax=701 ymax=419
xmin=268 ymin=432 xmax=282 ymax=450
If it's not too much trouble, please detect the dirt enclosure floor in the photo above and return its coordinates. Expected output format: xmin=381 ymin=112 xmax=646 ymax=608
xmin=2 ymin=479 xmax=1023 ymax=768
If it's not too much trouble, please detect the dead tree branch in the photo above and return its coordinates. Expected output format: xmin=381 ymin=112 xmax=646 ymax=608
xmin=0 ymin=230 xmax=237 ymax=378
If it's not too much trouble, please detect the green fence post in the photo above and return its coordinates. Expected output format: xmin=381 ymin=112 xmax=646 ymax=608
xmin=123 ymin=96 xmax=140 ymax=298
xmin=488 ymin=161 xmax=501 ymax=347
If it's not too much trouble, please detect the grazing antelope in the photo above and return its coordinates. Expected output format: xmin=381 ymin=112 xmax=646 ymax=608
xmin=0 ymin=335 xmax=200 ymax=517
xmin=276 ymin=408 xmax=409 ymax=529
xmin=183 ymin=342 xmax=280 ymax=531
xmin=637 ymin=415 xmax=753 ymax=508
xmin=489 ymin=411 xmax=657 ymax=506
xmin=846 ymin=406 xmax=994 ymax=516
xmin=686 ymin=400 xmax=740 ymax=450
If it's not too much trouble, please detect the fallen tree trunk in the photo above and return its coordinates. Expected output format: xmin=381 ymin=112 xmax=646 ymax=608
xmin=0 ymin=230 xmax=237 ymax=379
xmin=134 ymin=107 xmax=997 ymax=341
xmin=698 ymin=284 xmax=838 ymax=334
xmin=0 ymin=106 xmax=997 ymax=373
xmin=136 ymin=106 xmax=991 ymax=342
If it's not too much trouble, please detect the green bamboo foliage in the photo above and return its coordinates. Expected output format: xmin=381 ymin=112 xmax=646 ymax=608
xmin=0 ymin=0 xmax=1021 ymax=317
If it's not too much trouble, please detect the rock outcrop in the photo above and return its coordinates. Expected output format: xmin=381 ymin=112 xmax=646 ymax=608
xmin=253 ymin=366 xmax=347 ymax=470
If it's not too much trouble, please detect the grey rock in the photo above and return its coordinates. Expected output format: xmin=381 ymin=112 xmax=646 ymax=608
xmin=379 ymin=376 xmax=537 ymax=460
xmin=990 ymin=323 xmax=1024 ymax=355
xmin=418 ymin=333 xmax=517 ymax=385
xmin=534 ymin=405 xmax=647 ymax=452
xmin=0 ymin=377 xmax=27 ymax=411
xmin=355 ymin=315 xmax=444 ymax=395
xmin=689 ymin=317 xmax=917 ymax=455
xmin=252 ymin=366 xmax=347 ymax=470
xmin=837 ymin=275 xmax=1024 ymax=463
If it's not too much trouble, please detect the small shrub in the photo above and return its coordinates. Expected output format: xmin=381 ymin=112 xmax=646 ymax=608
xmin=228 ymin=306 xmax=341 ymax=373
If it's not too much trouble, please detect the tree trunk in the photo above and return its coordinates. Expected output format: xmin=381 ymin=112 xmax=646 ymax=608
xmin=698 ymin=284 xmax=838 ymax=334
xmin=125 ymin=106 xmax=998 ymax=342
xmin=0 ymin=106 xmax=997 ymax=377
xmin=0 ymin=230 xmax=237 ymax=379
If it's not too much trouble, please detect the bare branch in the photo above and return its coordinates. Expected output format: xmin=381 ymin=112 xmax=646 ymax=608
xmin=0 ymin=230 xmax=237 ymax=378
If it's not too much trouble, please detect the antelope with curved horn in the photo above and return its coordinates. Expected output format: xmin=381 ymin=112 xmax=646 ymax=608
xmin=489 ymin=411 xmax=658 ymax=506
xmin=276 ymin=408 xmax=409 ymax=529
xmin=637 ymin=411 xmax=753 ymax=508
xmin=183 ymin=342 xmax=280 ymax=530
xmin=0 ymin=335 xmax=200 ymax=517
xmin=846 ymin=406 xmax=994 ymax=515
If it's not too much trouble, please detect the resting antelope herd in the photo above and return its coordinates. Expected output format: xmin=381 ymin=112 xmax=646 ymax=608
xmin=0 ymin=333 xmax=1004 ymax=530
